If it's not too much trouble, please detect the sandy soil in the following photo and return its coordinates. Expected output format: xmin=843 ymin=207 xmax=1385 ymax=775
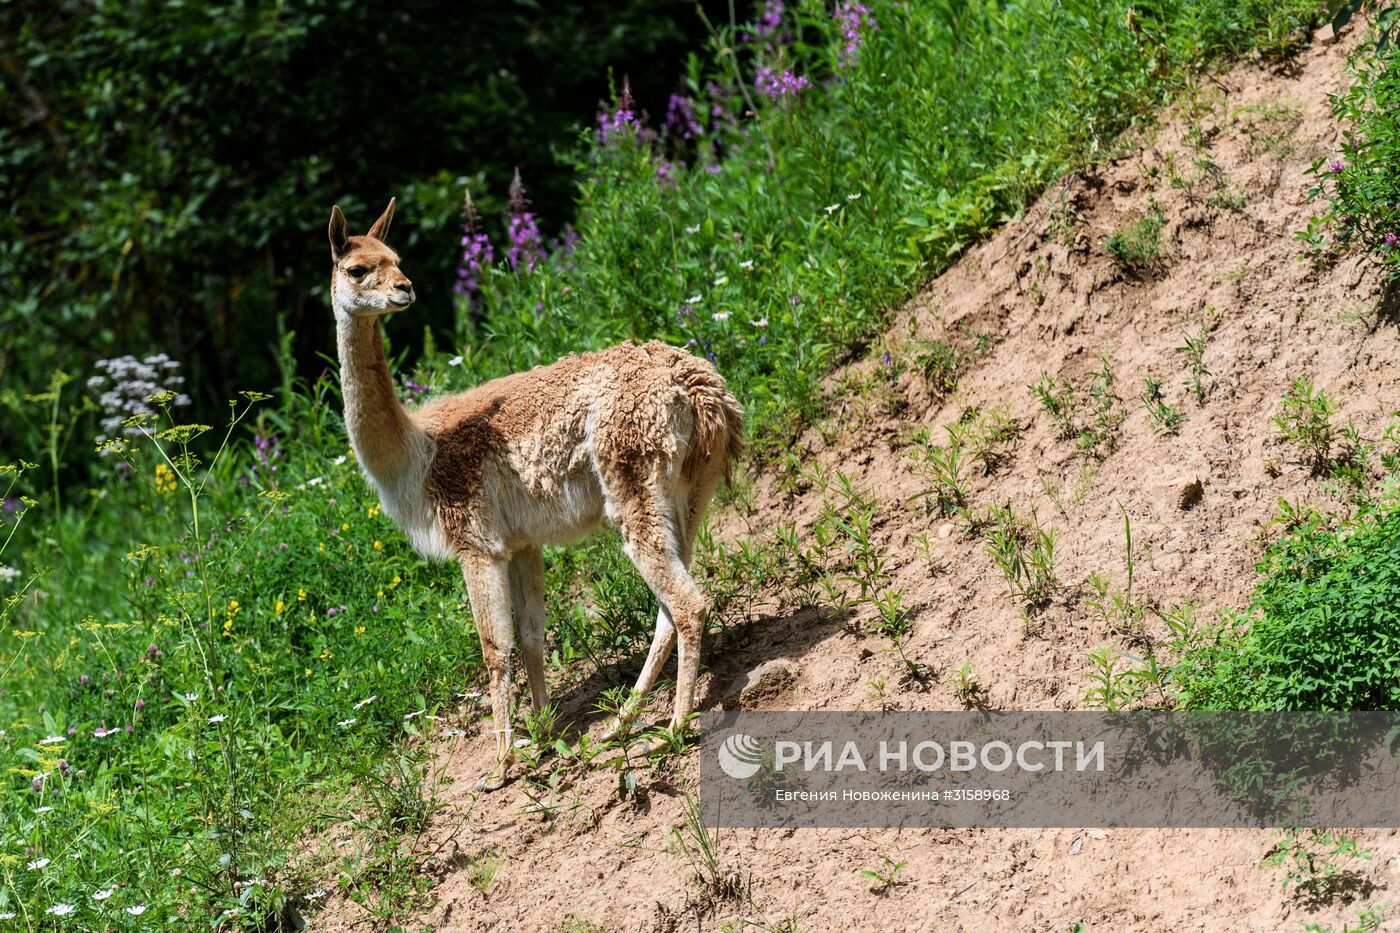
xmin=312 ymin=25 xmax=1400 ymax=932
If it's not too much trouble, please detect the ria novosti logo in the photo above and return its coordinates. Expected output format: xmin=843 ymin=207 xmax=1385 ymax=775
xmin=717 ymin=733 xmax=765 ymax=779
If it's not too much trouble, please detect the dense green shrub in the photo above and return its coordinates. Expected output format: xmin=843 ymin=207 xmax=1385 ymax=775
xmin=1303 ymin=45 xmax=1400 ymax=279
xmin=1173 ymin=501 xmax=1400 ymax=710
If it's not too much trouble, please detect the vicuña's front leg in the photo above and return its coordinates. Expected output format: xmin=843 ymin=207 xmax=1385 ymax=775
xmin=460 ymin=551 xmax=516 ymax=791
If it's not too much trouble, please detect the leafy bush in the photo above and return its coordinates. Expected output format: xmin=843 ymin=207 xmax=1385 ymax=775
xmin=1173 ymin=502 xmax=1400 ymax=710
xmin=1106 ymin=207 xmax=1166 ymax=274
xmin=1304 ymin=44 xmax=1400 ymax=279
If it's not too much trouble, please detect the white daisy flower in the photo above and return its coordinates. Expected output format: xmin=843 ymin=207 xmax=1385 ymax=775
xmin=183 ymin=692 xmax=197 ymax=702
xmin=46 ymin=904 xmax=75 ymax=917
xmin=513 ymin=737 xmax=530 ymax=748
xmin=0 ymin=565 xmax=20 ymax=583
xmin=712 ymin=275 xmax=728 ymax=286
xmin=712 ymin=311 xmax=731 ymax=322
xmin=403 ymin=709 xmax=426 ymax=720
xmin=127 ymin=905 xmax=148 ymax=916
xmin=0 ymin=912 xmax=14 ymax=920
xmin=337 ymin=718 xmax=356 ymax=727
xmin=353 ymin=695 xmax=377 ymax=709
xmin=306 ymin=889 xmax=328 ymax=900
xmin=39 ymin=735 xmax=65 ymax=745
xmin=686 ymin=294 xmax=702 ymax=304
xmin=443 ymin=729 xmax=468 ymax=738
xmin=738 ymin=259 xmax=754 ymax=269
xmin=207 ymin=714 xmax=227 ymax=724
xmin=332 ymin=455 xmax=347 ymax=466
xmin=28 ymin=857 xmax=50 ymax=870
xmin=847 ymin=192 xmax=862 ymax=201
xmin=35 ymin=806 xmax=53 ymax=814
xmin=824 ymin=203 xmax=841 ymax=215
xmin=684 ymin=224 xmax=701 ymax=234
xmin=751 ymin=318 xmax=769 ymax=328
xmin=447 ymin=355 xmax=464 ymax=366
xmin=93 ymin=727 xmax=115 ymax=738
xmin=92 ymin=889 xmax=114 ymax=901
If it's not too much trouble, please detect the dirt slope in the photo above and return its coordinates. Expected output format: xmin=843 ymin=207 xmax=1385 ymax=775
xmin=315 ymin=26 xmax=1400 ymax=932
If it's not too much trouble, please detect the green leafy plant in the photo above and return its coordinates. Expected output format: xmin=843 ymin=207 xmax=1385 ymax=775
xmin=860 ymin=855 xmax=908 ymax=895
xmin=1262 ymin=828 xmax=1373 ymax=902
xmin=1273 ymin=376 xmax=1339 ymax=474
xmin=1105 ymin=206 xmax=1166 ymax=275
xmin=1141 ymin=376 xmax=1185 ymax=434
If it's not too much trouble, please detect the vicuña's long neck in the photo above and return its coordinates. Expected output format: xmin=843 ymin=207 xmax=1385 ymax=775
xmin=335 ymin=311 xmax=418 ymax=481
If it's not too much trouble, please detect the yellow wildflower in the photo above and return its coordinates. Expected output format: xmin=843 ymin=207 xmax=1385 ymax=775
xmin=297 ymin=588 xmax=307 ymax=601
xmin=372 ymin=540 xmax=383 ymax=551
xmin=154 ymin=462 xmax=177 ymax=494
xmin=275 ymin=600 xmax=285 ymax=616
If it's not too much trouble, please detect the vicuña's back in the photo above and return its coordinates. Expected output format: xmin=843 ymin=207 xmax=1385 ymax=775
xmin=328 ymin=198 xmax=742 ymax=789
xmin=413 ymin=340 xmax=740 ymax=558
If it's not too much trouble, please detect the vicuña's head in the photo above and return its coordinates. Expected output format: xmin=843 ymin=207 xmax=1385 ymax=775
xmin=328 ymin=198 xmax=415 ymax=318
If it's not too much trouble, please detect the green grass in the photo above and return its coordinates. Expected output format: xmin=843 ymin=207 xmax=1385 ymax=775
xmin=0 ymin=0 xmax=1329 ymax=926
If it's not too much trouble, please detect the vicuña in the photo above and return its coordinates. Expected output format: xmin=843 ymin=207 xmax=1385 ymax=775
xmin=328 ymin=198 xmax=743 ymax=788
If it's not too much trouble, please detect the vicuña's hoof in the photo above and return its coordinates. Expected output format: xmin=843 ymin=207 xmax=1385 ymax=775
xmin=474 ymin=771 xmax=507 ymax=792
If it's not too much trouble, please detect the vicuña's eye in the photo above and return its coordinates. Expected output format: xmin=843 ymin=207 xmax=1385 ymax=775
xmin=347 ymin=266 xmax=368 ymax=278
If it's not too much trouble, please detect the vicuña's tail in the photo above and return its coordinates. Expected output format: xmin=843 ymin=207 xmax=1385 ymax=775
xmin=681 ymin=365 xmax=744 ymax=482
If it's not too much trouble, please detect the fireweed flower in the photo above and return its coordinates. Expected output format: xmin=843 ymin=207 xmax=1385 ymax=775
xmin=755 ymin=65 xmax=810 ymax=100
xmin=836 ymin=2 xmax=879 ymax=67
xmin=506 ymin=170 xmax=546 ymax=273
xmin=597 ymin=79 xmax=648 ymax=146
xmin=664 ymin=92 xmax=703 ymax=143
xmin=744 ymin=0 xmax=790 ymax=47
xmin=455 ymin=189 xmax=494 ymax=300
xmin=654 ymin=160 xmax=679 ymax=188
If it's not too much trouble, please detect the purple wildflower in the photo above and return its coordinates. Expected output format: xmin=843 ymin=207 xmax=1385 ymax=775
xmin=745 ymin=0 xmax=787 ymax=45
xmin=30 ymin=776 xmax=42 ymax=792
xmin=755 ymin=66 xmax=810 ymax=100
xmin=1 ymin=498 xmax=16 ymax=514
xmin=704 ymin=163 xmax=722 ymax=175
xmin=79 ymin=675 xmax=90 ymax=686
xmin=678 ymin=303 xmax=693 ymax=320
xmin=455 ymin=189 xmax=494 ymax=299
xmin=836 ymin=2 xmax=879 ymax=68
xmin=135 ymin=699 xmax=145 ymax=709
xmin=1384 ymin=233 xmax=1398 ymax=247
xmin=597 ymin=78 xmax=649 ymax=146
xmin=506 ymin=170 xmax=546 ymax=273
xmin=665 ymin=93 xmax=703 ymax=143
xmin=654 ymin=160 xmax=679 ymax=188
xmin=1330 ymin=160 xmax=1346 ymax=173
xmin=404 ymin=379 xmax=428 ymax=395
xmin=58 ymin=760 xmax=70 ymax=776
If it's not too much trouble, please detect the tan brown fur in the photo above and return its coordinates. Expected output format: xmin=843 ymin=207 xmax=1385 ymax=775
xmin=328 ymin=200 xmax=742 ymax=789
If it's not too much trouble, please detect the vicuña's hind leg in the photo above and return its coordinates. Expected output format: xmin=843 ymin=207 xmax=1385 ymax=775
xmin=460 ymin=550 xmax=516 ymax=791
xmin=614 ymin=488 xmax=712 ymax=735
xmin=508 ymin=546 xmax=549 ymax=713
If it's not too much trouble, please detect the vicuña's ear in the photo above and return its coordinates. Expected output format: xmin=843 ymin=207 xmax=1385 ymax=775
xmin=329 ymin=206 xmax=349 ymax=262
xmin=367 ymin=197 xmax=396 ymax=243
